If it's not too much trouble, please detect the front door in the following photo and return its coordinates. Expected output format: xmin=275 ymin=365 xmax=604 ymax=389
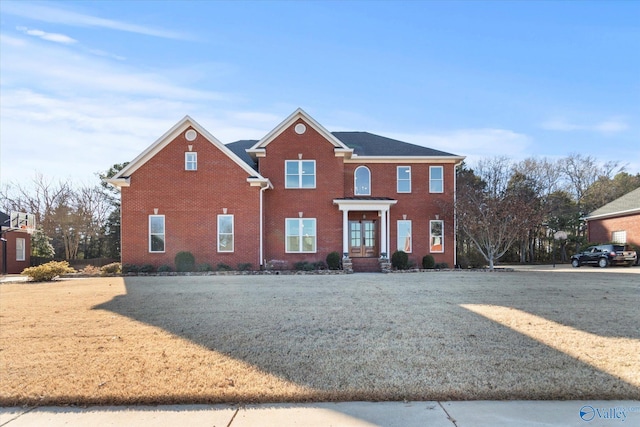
xmin=349 ymin=220 xmax=377 ymax=257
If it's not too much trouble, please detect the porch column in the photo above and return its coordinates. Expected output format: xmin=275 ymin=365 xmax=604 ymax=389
xmin=342 ymin=208 xmax=349 ymax=256
xmin=380 ymin=208 xmax=387 ymax=256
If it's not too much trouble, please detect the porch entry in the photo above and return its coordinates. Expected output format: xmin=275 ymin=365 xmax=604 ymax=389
xmin=349 ymin=219 xmax=377 ymax=258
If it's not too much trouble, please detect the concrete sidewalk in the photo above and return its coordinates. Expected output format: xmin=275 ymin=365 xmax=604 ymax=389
xmin=2 ymin=401 xmax=639 ymax=426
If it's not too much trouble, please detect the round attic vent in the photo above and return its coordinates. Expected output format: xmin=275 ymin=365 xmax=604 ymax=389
xmin=294 ymin=123 xmax=307 ymax=135
xmin=185 ymin=129 xmax=197 ymax=141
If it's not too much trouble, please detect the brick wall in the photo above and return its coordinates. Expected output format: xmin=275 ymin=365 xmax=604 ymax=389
xmin=588 ymin=213 xmax=640 ymax=247
xmin=0 ymin=231 xmax=31 ymax=274
xmin=121 ymin=127 xmax=261 ymax=270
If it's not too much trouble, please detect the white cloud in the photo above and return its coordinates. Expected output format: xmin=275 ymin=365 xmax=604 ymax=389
xmin=17 ymin=26 xmax=77 ymax=44
xmin=3 ymin=2 xmax=191 ymax=40
xmin=541 ymin=117 xmax=629 ymax=134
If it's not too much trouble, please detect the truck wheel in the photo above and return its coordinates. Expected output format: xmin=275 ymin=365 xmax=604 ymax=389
xmin=598 ymin=258 xmax=609 ymax=268
xmin=571 ymin=259 xmax=580 ymax=268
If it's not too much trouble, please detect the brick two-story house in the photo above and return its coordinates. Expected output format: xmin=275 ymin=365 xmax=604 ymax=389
xmin=107 ymin=109 xmax=464 ymax=272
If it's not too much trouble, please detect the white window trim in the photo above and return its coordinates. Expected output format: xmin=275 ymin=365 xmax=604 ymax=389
xmin=397 ymin=166 xmax=411 ymax=193
xmin=285 ymin=160 xmax=316 ymax=189
xmin=611 ymin=230 xmax=627 ymax=244
xmin=354 ymin=166 xmax=371 ymax=196
xmin=217 ymin=214 xmax=234 ymax=252
xmin=185 ymin=152 xmax=197 ymax=171
xmin=430 ymin=166 xmax=444 ymax=193
xmin=397 ymin=220 xmax=412 ymax=253
xmin=285 ymin=218 xmax=317 ymax=253
xmin=149 ymin=215 xmax=166 ymax=253
xmin=430 ymin=220 xmax=444 ymax=253
xmin=16 ymin=237 xmax=26 ymax=261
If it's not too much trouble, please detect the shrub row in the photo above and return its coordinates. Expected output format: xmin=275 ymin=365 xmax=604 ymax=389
xmin=22 ymin=261 xmax=76 ymax=281
xmin=391 ymin=251 xmax=449 ymax=270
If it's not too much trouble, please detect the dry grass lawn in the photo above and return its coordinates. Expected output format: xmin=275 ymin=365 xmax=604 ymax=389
xmin=1 ymin=271 xmax=638 ymax=406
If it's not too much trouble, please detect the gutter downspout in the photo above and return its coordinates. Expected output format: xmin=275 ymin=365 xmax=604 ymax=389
xmin=259 ymin=182 xmax=272 ymax=268
xmin=453 ymin=161 xmax=463 ymax=268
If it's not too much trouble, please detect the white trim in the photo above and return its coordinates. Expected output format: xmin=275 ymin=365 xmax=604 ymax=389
xmin=185 ymin=152 xmax=197 ymax=171
xmin=397 ymin=220 xmax=412 ymax=253
xmin=430 ymin=219 xmax=444 ymax=253
xmin=16 ymin=237 xmax=26 ymax=261
xmin=285 ymin=160 xmax=316 ymax=189
xmin=344 ymin=156 xmax=465 ymax=164
xmin=285 ymin=217 xmax=317 ymax=253
xmin=584 ymin=208 xmax=640 ymax=221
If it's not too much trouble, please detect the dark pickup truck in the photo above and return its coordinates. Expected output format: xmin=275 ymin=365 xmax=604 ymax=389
xmin=571 ymin=244 xmax=637 ymax=268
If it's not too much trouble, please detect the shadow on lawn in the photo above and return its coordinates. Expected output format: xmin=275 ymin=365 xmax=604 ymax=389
xmin=94 ymin=273 xmax=640 ymax=402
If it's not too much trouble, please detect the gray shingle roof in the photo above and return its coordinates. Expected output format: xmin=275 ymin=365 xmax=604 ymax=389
xmin=332 ymin=132 xmax=459 ymax=157
xmin=227 ymin=131 xmax=460 ymax=171
xmin=586 ymin=187 xmax=640 ymax=219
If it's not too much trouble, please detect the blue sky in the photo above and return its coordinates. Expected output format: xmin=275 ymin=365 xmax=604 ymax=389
xmin=1 ymin=0 xmax=639 ymax=186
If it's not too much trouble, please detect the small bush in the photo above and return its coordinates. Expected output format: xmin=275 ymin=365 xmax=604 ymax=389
xmin=294 ymin=261 xmax=315 ymax=271
xmin=314 ymin=261 xmax=327 ymax=270
xmin=138 ymin=264 xmax=155 ymax=273
xmin=422 ymin=255 xmax=435 ymax=269
xmin=435 ymin=262 xmax=449 ymax=269
xmin=80 ymin=265 xmax=101 ymax=276
xmin=326 ymin=251 xmax=341 ymax=270
xmin=216 ymin=263 xmax=233 ymax=271
xmin=157 ymin=264 xmax=173 ymax=273
xmin=197 ymin=263 xmax=213 ymax=272
xmin=22 ymin=261 xmax=76 ymax=282
xmin=391 ymin=250 xmax=409 ymax=270
xmin=101 ymin=262 xmax=122 ymax=276
xmin=237 ymin=262 xmax=252 ymax=271
xmin=122 ymin=263 xmax=139 ymax=274
xmin=175 ymin=251 xmax=195 ymax=272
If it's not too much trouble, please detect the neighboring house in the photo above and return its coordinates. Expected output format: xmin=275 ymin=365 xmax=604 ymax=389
xmin=107 ymin=109 xmax=464 ymax=272
xmin=585 ymin=187 xmax=640 ymax=247
xmin=0 ymin=211 xmax=31 ymax=274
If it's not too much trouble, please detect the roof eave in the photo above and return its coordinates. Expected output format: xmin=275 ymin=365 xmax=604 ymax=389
xmin=585 ymin=207 xmax=640 ymax=221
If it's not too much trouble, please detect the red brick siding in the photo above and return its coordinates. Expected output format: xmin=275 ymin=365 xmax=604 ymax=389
xmin=344 ymin=162 xmax=456 ymax=267
xmin=260 ymin=119 xmax=345 ymax=265
xmin=588 ymin=213 xmax=640 ymax=247
xmin=0 ymin=231 xmax=31 ymax=274
xmin=121 ymin=128 xmax=261 ymax=269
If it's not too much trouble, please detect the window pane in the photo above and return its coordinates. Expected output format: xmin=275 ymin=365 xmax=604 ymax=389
xmin=286 ymin=161 xmax=299 ymax=174
xmin=397 ymin=220 xmax=412 ymax=253
xmin=151 ymin=235 xmax=165 ymax=252
xmin=355 ymin=167 xmax=371 ymax=195
xmin=301 ymin=174 xmax=315 ymax=188
xmin=150 ymin=216 xmax=164 ymax=234
xmin=219 ymin=235 xmax=233 ymax=252
xmin=286 ymin=175 xmax=299 ymax=188
xmin=302 ymin=236 xmax=315 ymax=252
xmin=287 ymin=236 xmax=300 ymax=252
xmin=219 ymin=216 xmax=232 ymax=234
xmin=301 ymin=161 xmax=314 ymax=175
xmin=430 ymin=220 xmax=443 ymax=252
xmin=430 ymin=166 xmax=443 ymax=193
xmin=397 ymin=167 xmax=411 ymax=192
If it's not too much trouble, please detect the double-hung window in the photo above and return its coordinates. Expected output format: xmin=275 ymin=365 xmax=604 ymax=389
xmin=397 ymin=166 xmax=411 ymax=193
xmin=185 ymin=152 xmax=197 ymax=171
xmin=285 ymin=218 xmax=316 ymax=252
xmin=397 ymin=220 xmax=412 ymax=253
xmin=285 ymin=160 xmax=315 ymax=188
xmin=430 ymin=166 xmax=443 ymax=193
xmin=149 ymin=215 xmax=165 ymax=253
xmin=430 ymin=220 xmax=444 ymax=253
xmin=217 ymin=214 xmax=234 ymax=252
xmin=16 ymin=238 xmax=25 ymax=261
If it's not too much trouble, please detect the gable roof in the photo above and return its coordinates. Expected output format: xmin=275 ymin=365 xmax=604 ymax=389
xmin=226 ymin=140 xmax=259 ymax=171
xmin=247 ymin=108 xmax=353 ymax=157
xmin=332 ymin=131 xmax=460 ymax=158
xmin=585 ymin=187 xmax=640 ymax=220
xmin=107 ymin=116 xmax=268 ymax=187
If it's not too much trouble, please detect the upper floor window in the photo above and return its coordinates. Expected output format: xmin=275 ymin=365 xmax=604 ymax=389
xmin=285 ymin=160 xmax=315 ymax=188
xmin=286 ymin=218 xmax=317 ymax=252
xmin=354 ymin=166 xmax=371 ymax=195
xmin=430 ymin=166 xmax=443 ymax=193
xmin=217 ymin=214 xmax=234 ymax=252
xmin=397 ymin=166 xmax=411 ymax=193
xmin=16 ymin=238 xmax=26 ymax=261
xmin=149 ymin=215 xmax=165 ymax=253
xmin=185 ymin=152 xmax=197 ymax=171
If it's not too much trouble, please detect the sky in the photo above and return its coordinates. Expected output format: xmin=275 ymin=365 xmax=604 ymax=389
xmin=1 ymin=0 xmax=639 ymax=188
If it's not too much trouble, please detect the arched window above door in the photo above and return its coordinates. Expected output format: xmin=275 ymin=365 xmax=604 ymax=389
xmin=354 ymin=166 xmax=371 ymax=196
